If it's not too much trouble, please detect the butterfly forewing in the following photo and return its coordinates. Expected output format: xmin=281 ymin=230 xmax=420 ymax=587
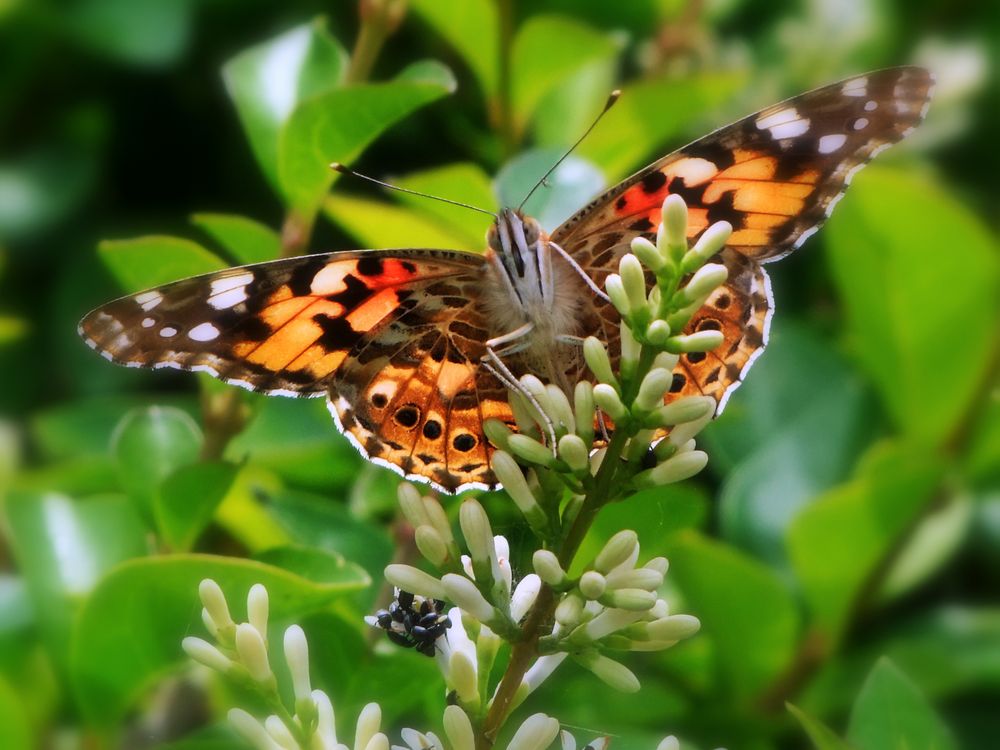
xmin=555 ymin=66 xmax=933 ymax=416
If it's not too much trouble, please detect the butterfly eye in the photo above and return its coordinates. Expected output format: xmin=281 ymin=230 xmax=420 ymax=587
xmin=522 ymin=217 xmax=541 ymax=246
xmin=486 ymin=224 xmax=501 ymax=253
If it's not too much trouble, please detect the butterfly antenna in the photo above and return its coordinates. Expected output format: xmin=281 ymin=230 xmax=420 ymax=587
xmin=517 ymin=89 xmax=621 ymax=212
xmin=330 ymin=163 xmax=498 ymax=219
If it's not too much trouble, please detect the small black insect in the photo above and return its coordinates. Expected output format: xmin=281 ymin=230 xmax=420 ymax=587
xmin=366 ymin=588 xmax=451 ymax=657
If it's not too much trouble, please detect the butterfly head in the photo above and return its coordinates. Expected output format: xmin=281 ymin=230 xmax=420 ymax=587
xmin=486 ymin=208 xmax=544 ymax=282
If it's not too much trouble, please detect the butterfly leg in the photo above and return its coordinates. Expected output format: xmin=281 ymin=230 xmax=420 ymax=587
xmin=481 ymin=344 xmax=559 ymax=454
xmin=548 ymin=241 xmax=611 ymax=303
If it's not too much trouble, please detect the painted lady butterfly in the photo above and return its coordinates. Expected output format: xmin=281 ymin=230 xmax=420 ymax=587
xmin=80 ymin=67 xmax=932 ymax=493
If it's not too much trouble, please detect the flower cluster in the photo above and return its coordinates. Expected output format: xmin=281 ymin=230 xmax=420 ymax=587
xmin=182 ymin=580 xmax=328 ymax=750
xmin=182 ymin=579 xmax=686 ymax=750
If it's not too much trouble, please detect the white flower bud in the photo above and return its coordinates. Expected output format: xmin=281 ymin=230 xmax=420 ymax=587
xmin=229 ymin=708 xmax=282 ymax=750
xmin=604 ymin=567 xmax=663 ymax=591
xmin=655 ymin=396 xmax=715 ymax=427
xmin=265 ymin=715 xmax=297 ymax=750
xmin=634 ymin=368 xmax=672 ymax=412
xmin=545 ymin=384 xmax=575 ymax=433
xmin=555 ymin=593 xmax=584 ymax=627
xmin=313 ymin=689 xmax=337 ymax=750
xmin=246 ymin=584 xmax=269 ymax=641
xmin=505 ymin=713 xmax=560 ymax=750
xmin=683 ymin=262 xmax=728 ymax=302
xmin=459 ymin=499 xmax=496 ymax=570
xmin=645 ymin=557 xmax=669 ymax=575
xmin=594 ymin=530 xmax=638 ymax=573
xmin=421 ymin=496 xmax=455 ymax=548
xmin=236 ymin=623 xmax=273 ymax=684
xmin=653 ymin=351 xmax=679 ymax=370
xmin=656 ymin=737 xmax=680 ymax=750
xmin=630 ymin=236 xmax=663 ymax=271
xmin=449 ymin=648 xmax=480 ymax=705
xmin=667 ymin=330 xmax=724 ymax=353
xmin=593 ymin=384 xmax=627 ymax=423
xmin=650 ymin=598 xmax=670 ymax=619
xmin=560 ymin=730 xmax=577 ymax=750
xmin=646 ymin=319 xmax=671 ymax=346
xmin=483 ymin=418 xmax=514 ymax=451
xmin=575 ymin=652 xmax=640 ymax=693
xmin=200 ymin=608 xmax=219 ymax=640
xmin=619 ymin=321 xmax=641 ymax=372
xmin=384 ymin=564 xmax=446 ymax=600
xmin=510 ymin=391 xmax=542 ymax=438
xmin=415 ymin=525 xmax=449 ymax=567
xmin=682 ymin=219 xmax=732 ymax=272
xmin=647 ymin=614 xmax=701 ymax=641
xmin=618 ymin=254 xmax=648 ymax=312
xmin=557 ymin=434 xmax=590 ymax=472
xmin=507 ymin=434 xmax=556 ymax=467
xmin=397 ymin=483 xmax=429 ymax=528
xmin=511 ymin=574 xmax=541 ymax=622
xmin=365 ymin=734 xmax=389 ymax=750
xmin=636 ymin=450 xmax=708 ymax=487
xmin=199 ymin=579 xmax=233 ymax=631
xmin=533 ymin=550 xmax=566 ymax=587
xmin=441 ymin=574 xmax=495 ymax=624
xmin=578 ymin=571 xmax=606 ymax=600
xmin=605 ymin=274 xmax=631 ymax=317
xmin=354 ymin=703 xmax=382 ymax=750
xmin=491 ymin=452 xmax=546 ymax=525
xmin=579 ymin=607 xmax=645 ymax=642
xmin=660 ymin=194 xmax=689 ymax=260
xmin=182 ymin=636 xmax=233 ymax=674
xmin=573 ymin=381 xmax=595 ymax=446
xmin=602 ymin=588 xmax=657 ymax=611
xmin=283 ymin=625 xmax=311 ymax=702
xmin=443 ymin=705 xmax=475 ymax=750
xmin=583 ymin=337 xmax=616 ymax=387
xmin=523 ymin=653 xmax=567 ymax=693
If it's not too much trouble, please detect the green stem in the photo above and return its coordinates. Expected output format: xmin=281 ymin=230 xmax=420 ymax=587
xmin=346 ymin=0 xmax=408 ymax=84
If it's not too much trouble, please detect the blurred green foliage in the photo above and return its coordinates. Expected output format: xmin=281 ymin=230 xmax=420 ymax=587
xmin=0 ymin=0 xmax=998 ymax=749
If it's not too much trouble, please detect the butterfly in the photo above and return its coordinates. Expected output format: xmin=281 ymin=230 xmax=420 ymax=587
xmin=80 ymin=66 xmax=933 ymax=493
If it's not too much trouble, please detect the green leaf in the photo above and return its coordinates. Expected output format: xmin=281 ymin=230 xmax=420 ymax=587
xmin=410 ymin=0 xmax=498 ymax=97
xmin=714 ymin=324 xmax=878 ymax=567
xmin=788 ymin=702 xmax=854 ymax=750
xmin=511 ymin=16 xmax=621 ymax=138
xmin=847 ymin=658 xmax=955 ymax=750
xmin=966 ymin=394 xmax=1000 ymax=488
xmin=802 ymin=606 xmax=1000 ymax=717
xmin=112 ymin=407 xmax=202 ymax=523
xmin=191 ymin=213 xmax=282 ymax=264
xmin=225 ymin=398 xmax=361 ymax=490
xmin=323 ymin=194 xmax=475 ymax=250
xmin=223 ymin=20 xmax=349 ymax=191
xmin=0 ymin=675 xmax=31 ymax=750
xmin=667 ymin=531 xmax=799 ymax=700
xmin=64 ymin=0 xmax=194 ymax=67
xmin=788 ymin=442 xmax=946 ymax=644
xmin=254 ymin=546 xmax=371 ymax=591
xmin=70 ymin=553 xmax=369 ymax=725
xmin=155 ymin=462 xmax=239 ymax=552
xmin=531 ymin=56 xmax=619 ymax=148
xmin=392 ymin=162 xmax=498 ymax=248
xmin=0 ymin=316 xmax=27 ymax=345
xmin=825 ymin=167 xmax=1000 ymax=444
xmin=579 ymin=72 xmax=747 ymax=177
xmin=30 ymin=395 xmax=198 ymax=461
xmin=495 ymin=149 xmax=605 ymax=232
xmin=279 ymin=60 xmax=455 ymax=218
xmin=5 ymin=492 xmax=147 ymax=671
xmin=98 ymin=236 xmax=226 ymax=293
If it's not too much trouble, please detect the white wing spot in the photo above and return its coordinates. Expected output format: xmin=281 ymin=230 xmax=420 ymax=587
xmin=188 ymin=322 xmax=220 ymax=341
xmin=853 ymin=118 xmax=869 ymax=131
xmin=865 ymin=100 xmax=878 ymax=111
xmin=842 ymin=77 xmax=868 ymax=96
xmin=768 ymin=119 xmax=810 ymax=140
xmin=755 ymin=107 xmax=799 ymax=130
xmin=209 ymin=287 xmax=249 ymax=310
xmin=141 ymin=317 xmax=156 ymax=328
xmin=135 ymin=291 xmax=163 ymax=312
xmin=210 ymin=272 xmax=254 ymax=295
xmin=818 ymin=134 xmax=848 ymax=154
xmin=159 ymin=326 xmax=178 ymax=338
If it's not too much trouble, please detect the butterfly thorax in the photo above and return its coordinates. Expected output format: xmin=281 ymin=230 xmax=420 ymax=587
xmin=482 ymin=208 xmax=585 ymax=386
